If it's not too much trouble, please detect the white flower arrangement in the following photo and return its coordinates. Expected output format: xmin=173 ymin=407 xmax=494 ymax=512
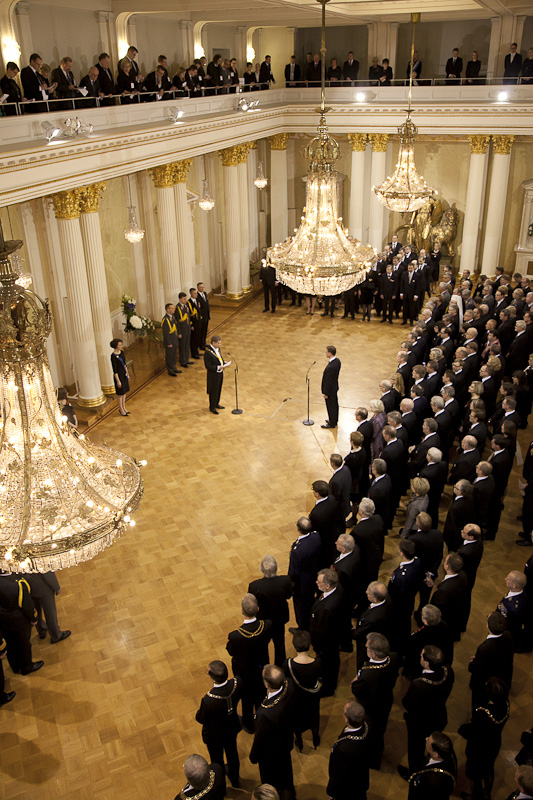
xmin=129 ymin=315 xmax=143 ymax=329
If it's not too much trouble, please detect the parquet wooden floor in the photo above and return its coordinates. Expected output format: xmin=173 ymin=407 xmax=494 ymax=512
xmin=1 ymin=297 xmax=531 ymax=800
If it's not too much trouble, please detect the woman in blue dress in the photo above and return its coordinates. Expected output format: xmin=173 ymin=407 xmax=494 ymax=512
xmin=110 ymin=338 xmax=130 ymax=416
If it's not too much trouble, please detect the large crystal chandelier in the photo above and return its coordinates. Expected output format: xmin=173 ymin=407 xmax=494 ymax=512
xmin=266 ymin=0 xmax=376 ymax=295
xmin=198 ymin=179 xmax=215 ymax=211
xmin=373 ymin=13 xmax=437 ymax=213
xmin=124 ymin=178 xmax=145 ymax=243
xmin=0 ymin=229 xmax=144 ymax=573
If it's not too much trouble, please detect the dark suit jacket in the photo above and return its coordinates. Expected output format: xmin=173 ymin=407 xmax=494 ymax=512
xmin=79 ymin=75 xmax=100 ymax=107
xmin=24 ymin=571 xmax=60 ymax=597
xmin=95 ymin=63 xmax=115 ymax=95
xmin=0 ymin=74 xmax=22 ymax=105
xmin=322 ymin=357 xmax=341 ymax=397
xmin=258 ymin=60 xmax=275 ymax=85
xmin=409 ymin=432 xmax=441 ymax=476
xmin=381 ymin=439 xmax=405 ymax=489
xmin=284 ymin=63 xmax=301 ymax=84
xmin=330 ymin=465 xmax=352 ymax=518
xmin=249 ymin=681 xmax=294 ymax=765
xmin=175 ymin=762 xmax=225 ymax=800
xmin=352 ymin=515 xmax=384 ymax=582
xmin=419 ymin=460 xmax=448 ymax=514
xmin=195 ymin=676 xmax=243 ymax=743
xmin=456 ymin=538 xmax=483 ymax=589
xmin=327 ymin=723 xmax=370 ymax=799
xmin=431 ymin=572 xmax=470 ymax=640
xmin=357 ymin=419 xmax=374 ymax=462
xmin=368 ymin=475 xmax=392 ymax=528
xmin=52 ymin=66 xmax=77 ymax=99
xmin=309 ymin=496 xmax=342 ymax=565
xmin=402 ymin=411 xmax=419 ymax=446
xmin=20 ymin=65 xmax=45 ymax=102
xmin=504 ymin=52 xmax=522 ymax=78
xmin=310 ymin=588 xmax=343 ymax=652
xmin=247 ymin=575 xmax=292 ymax=626
xmin=507 ymin=332 xmax=530 ymax=375
xmin=468 ymin=633 xmax=514 ymax=691
xmin=288 ymin=532 xmax=321 ymax=599
xmin=342 ymin=59 xmax=360 ymax=80
xmin=352 ymin=597 xmax=395 ymax=647
xmin=405 ymin=529 xmax=443 ymax=577
xmin=445 ymin=56 xmax=463 ymax=77
xmin=448 ymin=449 xmax=480 ymax=485
xmin=443 ymin=495 xmax=475 ymax=551
xmin=334 ymin=547 xmax=363 ymax=609
xmin=226 ymin=619 xmax=272 ymax=683
xmin=197 ymin=289 xmax=210 ymax=321
xmin=472 ymin=475 xmax=495 ymax=528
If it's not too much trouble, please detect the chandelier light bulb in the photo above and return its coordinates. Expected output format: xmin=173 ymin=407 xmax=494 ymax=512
xmin=254 ymin=162 xmax=268 ymax=190
xmin=198 ymin=179 xmax=215 ymax=211
xmin=124 ymin=206 xmax=145 ymax=243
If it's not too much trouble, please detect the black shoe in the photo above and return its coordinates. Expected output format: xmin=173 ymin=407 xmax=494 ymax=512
xmin=21 ymin=660 xmax=44 ymax=675
xmin=380 ymin=319 xmax=387 ymax=323
xmin=187 ymin=361 xmax=194 ymax=365
xmin=517 ymin=531 xmax=528 ymax=540
xmin=168 ymin=371 xmax=177 ymax=376
xmin=50 ymin=630 xmax=71 ymax=643
xmin=193 ymin=356 xmax=201 ymax=359
xmin=176 ymin=370 xmax=182 ymax=374
xmin=210 ymin=409 xmax=219 ymax=415
xmin=181 ymin=364 xmax=189 ymax=368
xmin=262 ymin=309 xmax=269 ymax=313
xmin=321 ymin=312 xmax=328 ymax=316
xmin=271 ymin=310 xmax=276 ymax=313
xmin=216 ymin=405 xmax=225 ymax=409
xmin=295 ymin=734 xmax=303 ymax=752
xmin=38 ymin=630 xmax=47 ymax=640
xmin=312 ymin=731 xmax=321 ymax=749
xmin=0 ymin=691 xmax=16 ymax=707
xmin=401 ymin=321 xmax=408 ymax=325
xmin=516 ymin=539 xmax=533 ymax=546
xmin=321 ymin=423 xmax=336 ymax=429
xmin=288 ymin=627 xmax=301 ymax=634
xmin=397 ymin=766 xmax=411 ymax=781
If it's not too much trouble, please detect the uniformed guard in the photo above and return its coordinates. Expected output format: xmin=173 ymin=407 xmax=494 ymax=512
xmin=176 ymin=292 xmax=192 ymax=369
xmin=161 ymin=302 xmax=181 ymax=376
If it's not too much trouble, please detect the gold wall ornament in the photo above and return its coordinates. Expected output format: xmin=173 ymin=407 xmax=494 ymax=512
xmin=49 ymin=189 xmax=83 ymax=220
xmin=468 ymin=135 xmax=490 ymax=155
xmin=247 ymin=140 xmax=258 ymax=150
xmin=492 ymin=135 xmax=514 ymax=155
xmin=269 ymin=133 xmax=289 ymax=151
xmin=369 ymin=134 xmax=391 ymax=153
xmin=78 ymin=182 xmax=106 ymax=213
xmin=348 ymin=133 xmax=368 ymax=152
xmin=218 ymin=146 xmax=242 ymax=167
xmin=151 ymin=164 xmax=177 ymax=188
xmin=173 ymin=159 xmax=192 ymax=183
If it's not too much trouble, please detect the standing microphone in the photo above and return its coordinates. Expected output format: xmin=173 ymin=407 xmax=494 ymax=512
xmin=226 ymin=352 xmax=243 ymax=415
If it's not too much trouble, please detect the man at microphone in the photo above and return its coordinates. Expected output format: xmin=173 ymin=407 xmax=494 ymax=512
xmin=321 ymin=345 xmax=341 ymax=429
xmin=204 ymin=335 xmax=231 ymax=414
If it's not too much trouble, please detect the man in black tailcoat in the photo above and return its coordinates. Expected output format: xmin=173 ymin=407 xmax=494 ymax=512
xmin=322 ymin=345 xmax=341 ymax=428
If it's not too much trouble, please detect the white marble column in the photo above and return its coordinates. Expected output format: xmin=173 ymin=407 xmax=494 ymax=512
xmin=481 ymin=136 xmax=514 ymax=277
xmin=51 ymin=190 xmax=105 ymax=407
xmin=247 ymin=143 xmax=260 ymax=263
xmin=218 ymin=146 xmax=244 ymax=298
xmin=78 ymin=182 xmax=115 ymax=395
xmin=151 ymin=164 xmax=182 ymax=302
xmin=269 ymin=134 xmax=289 ymax=246
xmin=173 ymin=159 xmax=195 ymax=293
xmin=238 ymin=148 xmax=251 ymax=292
xmin=348 ymin=133 xmax=367 ymax=242
xmin=368 ymin=134 xmax=390 ymax=251
xmin=14 ymin=2 xmax=32 ymax=67
xmin=460 ymin=136 xmax=490 ymax=272
xmin=138 ymin=170 xmax=161 ymax=318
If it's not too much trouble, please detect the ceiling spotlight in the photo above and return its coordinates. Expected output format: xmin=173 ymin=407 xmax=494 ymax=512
xmin=41 ymin=118 xmax=93 ymax=143
xmin=497 ymin=90 xmax=508 ymax=102
xmin=238 ymin=97 xmax=259 ymax=113
xmin=356 ymin=91 xmax=366 ymax=102
xmin=41 ymin=122 xmax=61 ymax=143
xmin=169 ymin=107 xmax=184 ymax=124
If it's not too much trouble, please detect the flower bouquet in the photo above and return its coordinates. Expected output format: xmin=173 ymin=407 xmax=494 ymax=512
xmin=121 ymin=295 xmax=160 ymax=341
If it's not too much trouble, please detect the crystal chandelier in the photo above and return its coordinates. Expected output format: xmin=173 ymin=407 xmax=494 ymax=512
xmin=124 ymin=178 xmax=145 ymax=243
xmin=373 ymin=13 xmax=437 ymax=213
xmin=0 ymin=229 xmax=144 ymax=573
xmin=254 ymin=162 xmax=268 ymax=190
xmin=266 ymin=0 xmax=376 ymax=295
xmin=198 ymin=178 xmax=215 ymax=211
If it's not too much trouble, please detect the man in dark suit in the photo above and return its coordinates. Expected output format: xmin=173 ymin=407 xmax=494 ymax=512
xmin=258 ymin=55 xmax=275 ymax=89
xmin=443 ymin=479 xmax=475 ymax=551
xmin=352 ymin=499 xmax=385 ymax=588
xmin=468 ymin=611 xmax=514 ymax=711
xmin=467 ymin=409 xmax=488 ymax=454
xmin=431 ymin=553 xmax=470 ymax=641
xmin=20 ymin=52 xmax=53 ymax=112
xmin=381 ymin=426 xmax=405 ymax=516
xmin=400 ymin=263 xmax=420 ymax=326
xmin=379 ymin=380 xmax=399 ymax=412
xmin=204 ymin=335 xmax=228 ymax=414
xmin=456 ymin=523 xmax=483 ymax=590
xmin=355 ymin=407 xmax=374 ymax=463
xmin=405 ymin=512 xmax=444 ymax=612
xmin=445 ymin=48 xmax=462 ymax=82
xmin=177 ymin=754 xmax=225 ymax=800
xmin=448 ymin=436 xmax=480 ymax=484
xmin=419 ymin=448 xmax=447 ymax=527
xmin=327 ymin=700 xmax=371 ymax=800
xmin=397 ymin=353 xmax=413 ymax=394
xmin=284 ymin=56 xmax=301 ymax=87
xmin=486 ymin=435 xmax=513 ymax=539
xmin=380 ymin=264 xmax=398 ymax=324
xmin=388 ymin=540 xmax=424 ymax=643
xmin=118 ymin=45 xmax=143 ymax=85
xmin=195 ymin=660 xmax=242 ymax=788
xmin=472 ymin=460 xmax=495 ymax=531
xmin=504 ymin=43 xmax=522 ymax=83
xmin=226 ymin=593 xmax=272 ymax=732
xmin=288 ymin=517 xmax=321 ymax=631
xmin=143 ymin=64 xmax=172 ymax=100
xmin=351 ymin=633 xmax=398 ymax=770
xmin=507 ymin=320 xmax=530 ymax=375
xmin=342 ymin=51 xmax=360 ymax=83
xmin=321 ymin=345 xmax=341 ymax=429
xmin=368 ymin=460 xmax=392 ymax=531
xmin=401 ymin=398 xmax=419 ymax=446
xmin=409 ymin=419 xmax=441 ymax=477
xmin=352 ymin=581 xmax=395 ymax=669
xmin=305 ymin=53 xmax=321 ymax=84
xmin=334 ymin=533 xmax=363 ymax=650
xmin=260 ymin=261 xmax=278 ymax=313
xmin=497 ymin=570 xmax=532 ymax=652
xmin=248 ymin=556 xmax=292 ymax=666
xmin=95 ymin=52 xmax=115 ymax=104
xmin=196 ymin=281 xmax=210 ymax=349
xmin=52 ymin=56 xmax=81 ymax=108
xmin=329 ymin=453 xmax=352 ymax=526
xmin=249 ymin=665 xmax=295 ymax=800
xmin=79 ymin=66 xmax=102 ymax=108
xmin=24 ymin=571 xmax=70 ymax=643
xmin=406 ymin=732 xmax=456 ymax=799
xmin=310 ymin=569 xmax=343 ymax=696
xmin=0 ymin=62 xmax=23 ymax=115
xmin=309 ymin=479 xmax=342 ymax=567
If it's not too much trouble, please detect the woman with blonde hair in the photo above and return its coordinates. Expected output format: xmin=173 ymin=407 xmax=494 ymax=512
xmin=369 ymin=399 xmax=387 ymax=460
xmin=391 ymin=372 xmax=405 ymax=400
xmin=401 ymin=477 xmax=430 ymax=536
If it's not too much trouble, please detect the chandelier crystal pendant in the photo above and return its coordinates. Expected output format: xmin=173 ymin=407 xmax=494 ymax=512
xmin=373 ymin=12 xmax=437 ymax=213
xmin=198 ymin=178 xmax=215 ymax=211
xmin=266 ymin=0 xmax=377 ymax=295
xmin=123 ymin=178 xmax=145 ymax=243
xmin=254 ymin=162 xmax=268 ymax=190
xmin=0 ymin=229 xmax=144 ymax=573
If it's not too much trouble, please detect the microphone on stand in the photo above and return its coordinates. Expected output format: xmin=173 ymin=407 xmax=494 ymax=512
xmin=303 ymin=361 xmax=317 ymax=426
xmin=226 ymin=352 xmax=243 ymax=415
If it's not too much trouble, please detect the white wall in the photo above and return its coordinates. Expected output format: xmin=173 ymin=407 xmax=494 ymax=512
xmin=295 ymin=26 xmax=369 ymax=73
xmin=131 ymin=14 xmax=187 ymax=76
xmin=26 ymin=3 xmax=102 ymax=75
xmin=204 ymin=24 xmax=236 ymax=63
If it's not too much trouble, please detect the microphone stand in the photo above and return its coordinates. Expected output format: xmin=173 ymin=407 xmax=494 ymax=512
xmin=227 ymin=352 xmax=243 ymax=415
xmin=303 ymin=361 xmax=316 ymax=426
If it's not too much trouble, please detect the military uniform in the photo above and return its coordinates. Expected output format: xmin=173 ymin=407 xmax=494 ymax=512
xmin=175 ymin=301 xmax=192 ymax=367
xmin=0 ymin=573 xmax=39 ymax=674
xmin=161 ymin=312 xmax=179 ymax=375
xmin=187 ymin=297 xmax=201 ymax=359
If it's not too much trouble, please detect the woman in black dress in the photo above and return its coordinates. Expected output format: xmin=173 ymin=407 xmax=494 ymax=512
xmin=283 ymin=630 xmax=322 ymax=751
xmin=344 ymin=430 xmax=368 ymax=520
xmin=111 ymin=338 xmax=130 ymax=416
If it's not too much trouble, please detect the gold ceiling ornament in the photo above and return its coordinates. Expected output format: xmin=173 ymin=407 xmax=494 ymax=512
xmin=50 ymin=189 xmax=83 ymax=220
xmin=369 ymin=134 xmax=391 ymax=153
xmin=468 ymin=135 xmax=490 ymax=155
xmin=265 ymin=0 xmax=376 ymax=297
xmin=348 ymin=133 xmax=368 ymax=152
xmin=78 ymin=182 xmax=106 ymax=213
xmin=492 ymin=135 xmax=514 ymax=155
xmin=269 ymin=133 xmax=289 ymax=151
xmin=0 ymin=224 xmax=145 ymax=573
xmin=173 ymin=159 xmax=192 ymax=183
xmin=373 ymin=12 xmax=438 ymax=213
xmin=218 ymin=146 xmax=243 ymax=167
xmin=151 ymin=164 xmax=177 ymax=188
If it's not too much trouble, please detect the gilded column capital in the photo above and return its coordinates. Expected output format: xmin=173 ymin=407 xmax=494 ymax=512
xmin=348 ymin=133 xmax=368 ymax=152
xmin=468 ymin=135 xmax=490 ymax=155
xmin=218 ymin=146 xmax=242 ymax=167
xmin=151 ymin=164 xmax=177 ymax=188
xmin=269 ymin=133 xmax=289 ymax=151
xmin=79 ymin=182 xmax=106 ymax=213
xmin=173 ymin=159 xmax=192 ymax=183
xmin=369 ymin=134 xmax=391 ymax=152
xmin=492 ymin=135 xmax=514 ymax=155
xmin=247 ymin=140 xmax=258 ymax=150
xmin=49 ymin=189 xmax=83 ymax=220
